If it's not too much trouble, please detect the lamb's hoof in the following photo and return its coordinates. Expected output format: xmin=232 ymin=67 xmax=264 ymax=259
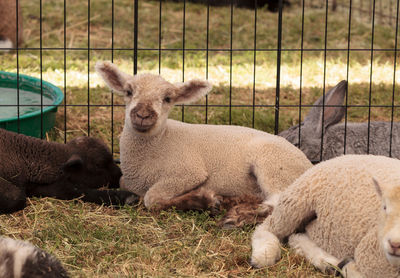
xmin=219 ymin=218 xmax=237 ymax=230
xmin=338 ymin=257 xmax=354 ymax=270
xmin=218 ymin=211 xmax=245 ymax=229
xmin=249 ymin=259 xmax=261 ymax=269
xmin=116 ymin=191 xmax=140 ymax=206
xmin=148 ymin=203 xmax=165 ymax=213
xmin=208 ymin=205 xmax=221 ymax=217
xmin=325 ymin=265 xmax=341 ymax=276
xmin=206 ymin=192 xmax=223 ymax=216
xmin=249 ymin=257 xmax=272 ymax=269
xmin=250 ymin=252 xmax=280 ymax=269
xmin=336 ymin=257 xmax=354 ymax=277
xmin=258 ymin=204 xmax=274 ymax=216
xmin=124 ymin=194 xmax=140 ymax=206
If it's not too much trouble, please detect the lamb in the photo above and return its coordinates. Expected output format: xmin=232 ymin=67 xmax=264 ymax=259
xmin=251 ymin=154 xmax=400 ymax=277
xmin=0 ymin=0 xmax=23 ymax=50
xmin=0 ymin=128 xmax=139 ymax=213
xmin=279 ymin=80 xmax=400 ymax=162
xmin=0 ymin=237 xmax=68 ymax=278
xmin=95 ymin=61 xmax=312 ymax=226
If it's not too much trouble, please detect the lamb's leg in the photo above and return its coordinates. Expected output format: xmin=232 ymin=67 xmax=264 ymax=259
xmin=151 ymin=187 xmax=221 ymax=214
xmin=79 ymin=188 xmax=140 ymax=206
xmin=288 ymin=233 xmax=340 ymax=274
xmin=251 ymin=183 xmax=315 ymax=268
xmin=143 ymin=170 xmax=209 ymax=210
xmin=29 ymin=182 xmax=139 ymax=207
xmin=0 ymin=177 xmax=26 ymax=213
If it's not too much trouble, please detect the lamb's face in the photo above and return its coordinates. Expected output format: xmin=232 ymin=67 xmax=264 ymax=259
xmin=375 ymin=181 xmax=400 ymax=267
xmin=95 ymin=61 xmax=212 ymax=137
xmin=123 ymin=74 xmax=176 ymax=136
xmin=63 ymin=137 xmax=122 ymax=189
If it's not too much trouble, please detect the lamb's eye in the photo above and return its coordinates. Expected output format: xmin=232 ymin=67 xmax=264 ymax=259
xmin=126 ymin=90 xmax=133 ymax=97
xmin=164 ymin=96 xmax=171 ymax=103
xmin=383 ymin=205 xmax=387 ymax=211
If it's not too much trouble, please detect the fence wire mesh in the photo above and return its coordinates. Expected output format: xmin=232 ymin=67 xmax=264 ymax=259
xmin=1 ymin=0 xmax=399 ymax=163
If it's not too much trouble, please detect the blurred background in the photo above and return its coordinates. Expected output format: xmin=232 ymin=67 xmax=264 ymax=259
xmin=1 ymin=0 xmax=399 ymax=156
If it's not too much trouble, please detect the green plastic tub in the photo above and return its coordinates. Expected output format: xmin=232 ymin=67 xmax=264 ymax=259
xmin=0 ymin=71 xmax=64 ymax=138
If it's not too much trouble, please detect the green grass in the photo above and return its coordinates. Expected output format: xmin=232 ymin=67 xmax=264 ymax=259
xmin=1 ymin=0 xmax=399 ymax=277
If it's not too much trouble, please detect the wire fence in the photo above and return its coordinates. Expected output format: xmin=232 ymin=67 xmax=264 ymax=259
xmin=1 ymin=0 xmax=400 ymax=163
xmin=333 ymin=0 xmax=397 ymax=26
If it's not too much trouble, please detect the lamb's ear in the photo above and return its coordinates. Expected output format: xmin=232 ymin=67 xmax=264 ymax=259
xmin=95 ymin=61 xmax=131 ymax=94
xmin=373 ymin=178 xmax=382 ymax=197
xmin=304 ymin=80 xmax=347 ymax=137
xmin=62 ymin=154 xmax=84 ymax=172
xmin=173 ymin=79 xmax=212 ymax=104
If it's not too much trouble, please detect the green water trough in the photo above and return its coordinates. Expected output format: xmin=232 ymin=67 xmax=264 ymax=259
xmin=0 ymin=71 xmax=64 ymax=138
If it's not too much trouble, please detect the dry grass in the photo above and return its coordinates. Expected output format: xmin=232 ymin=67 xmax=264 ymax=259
xmin=0 ymin=198 xmax=330 ymax=277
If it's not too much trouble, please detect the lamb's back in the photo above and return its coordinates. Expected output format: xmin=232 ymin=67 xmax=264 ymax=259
xmin=0 ymin=128 xmax=67 ymax=185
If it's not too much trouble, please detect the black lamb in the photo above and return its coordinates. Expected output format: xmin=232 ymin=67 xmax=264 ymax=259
xmin=0 ymin=128 xmax=139 ymax=213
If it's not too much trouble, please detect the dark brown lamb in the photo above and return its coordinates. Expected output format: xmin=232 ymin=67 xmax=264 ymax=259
xmin=0 ymin=128 xmax=139 ymax=213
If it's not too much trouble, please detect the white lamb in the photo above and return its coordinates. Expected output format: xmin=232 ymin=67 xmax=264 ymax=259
xmin=95 ymin=61 xmax=312 ymax=225
xmin=251 ymin=154 xmax=400 ymax=278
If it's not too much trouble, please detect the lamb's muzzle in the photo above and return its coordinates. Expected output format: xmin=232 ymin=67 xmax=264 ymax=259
xmin=130 ymin=103 xmax=158 ymax=132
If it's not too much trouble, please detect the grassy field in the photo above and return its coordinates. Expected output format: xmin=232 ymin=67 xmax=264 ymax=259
xmin=0 ymin=0 xmax=399 ymax=276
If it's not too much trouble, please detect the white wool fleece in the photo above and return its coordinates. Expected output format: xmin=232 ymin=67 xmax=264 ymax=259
xmin=252 ymin=155 xmax=400 ymax=278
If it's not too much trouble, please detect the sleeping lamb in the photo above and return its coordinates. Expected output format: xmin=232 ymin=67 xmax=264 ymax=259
xmin=0 ymin=128 xmax=139 ymax=213
xmin=251 ymin=154 xmax=400 ymax=278
xmin=95 ymin=61 xmax=312 ymax=225
xmin=0 ymin=237 xmax=68 ymax=278
xmin=279 ymin=80 xmax=400 ymax=162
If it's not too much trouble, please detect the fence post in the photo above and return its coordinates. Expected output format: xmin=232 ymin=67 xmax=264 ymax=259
xmin=134 ymin=0 xmax=138 ymax=75
xmin=389 ymin=0 xmax=399 ymax=156
xmin=274 ymin=0 xmax=283 ymax=135
xmin=367 ymin=0 xmax=376 ymax=154
xmin=16 ymin=0 xmax=20 ymax=134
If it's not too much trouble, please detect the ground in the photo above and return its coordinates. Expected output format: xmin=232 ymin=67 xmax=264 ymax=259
xmin=0 ymin=0 xmax=398 ymax=276
xmin=0 ymin=198 xmax=330 ymax=277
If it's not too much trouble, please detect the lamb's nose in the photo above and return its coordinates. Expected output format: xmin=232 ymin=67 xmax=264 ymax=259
xmin=136 ymin=112 xmax=150 ymax=119
xmin=389 ymin=239 xmax=400 ymax=251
